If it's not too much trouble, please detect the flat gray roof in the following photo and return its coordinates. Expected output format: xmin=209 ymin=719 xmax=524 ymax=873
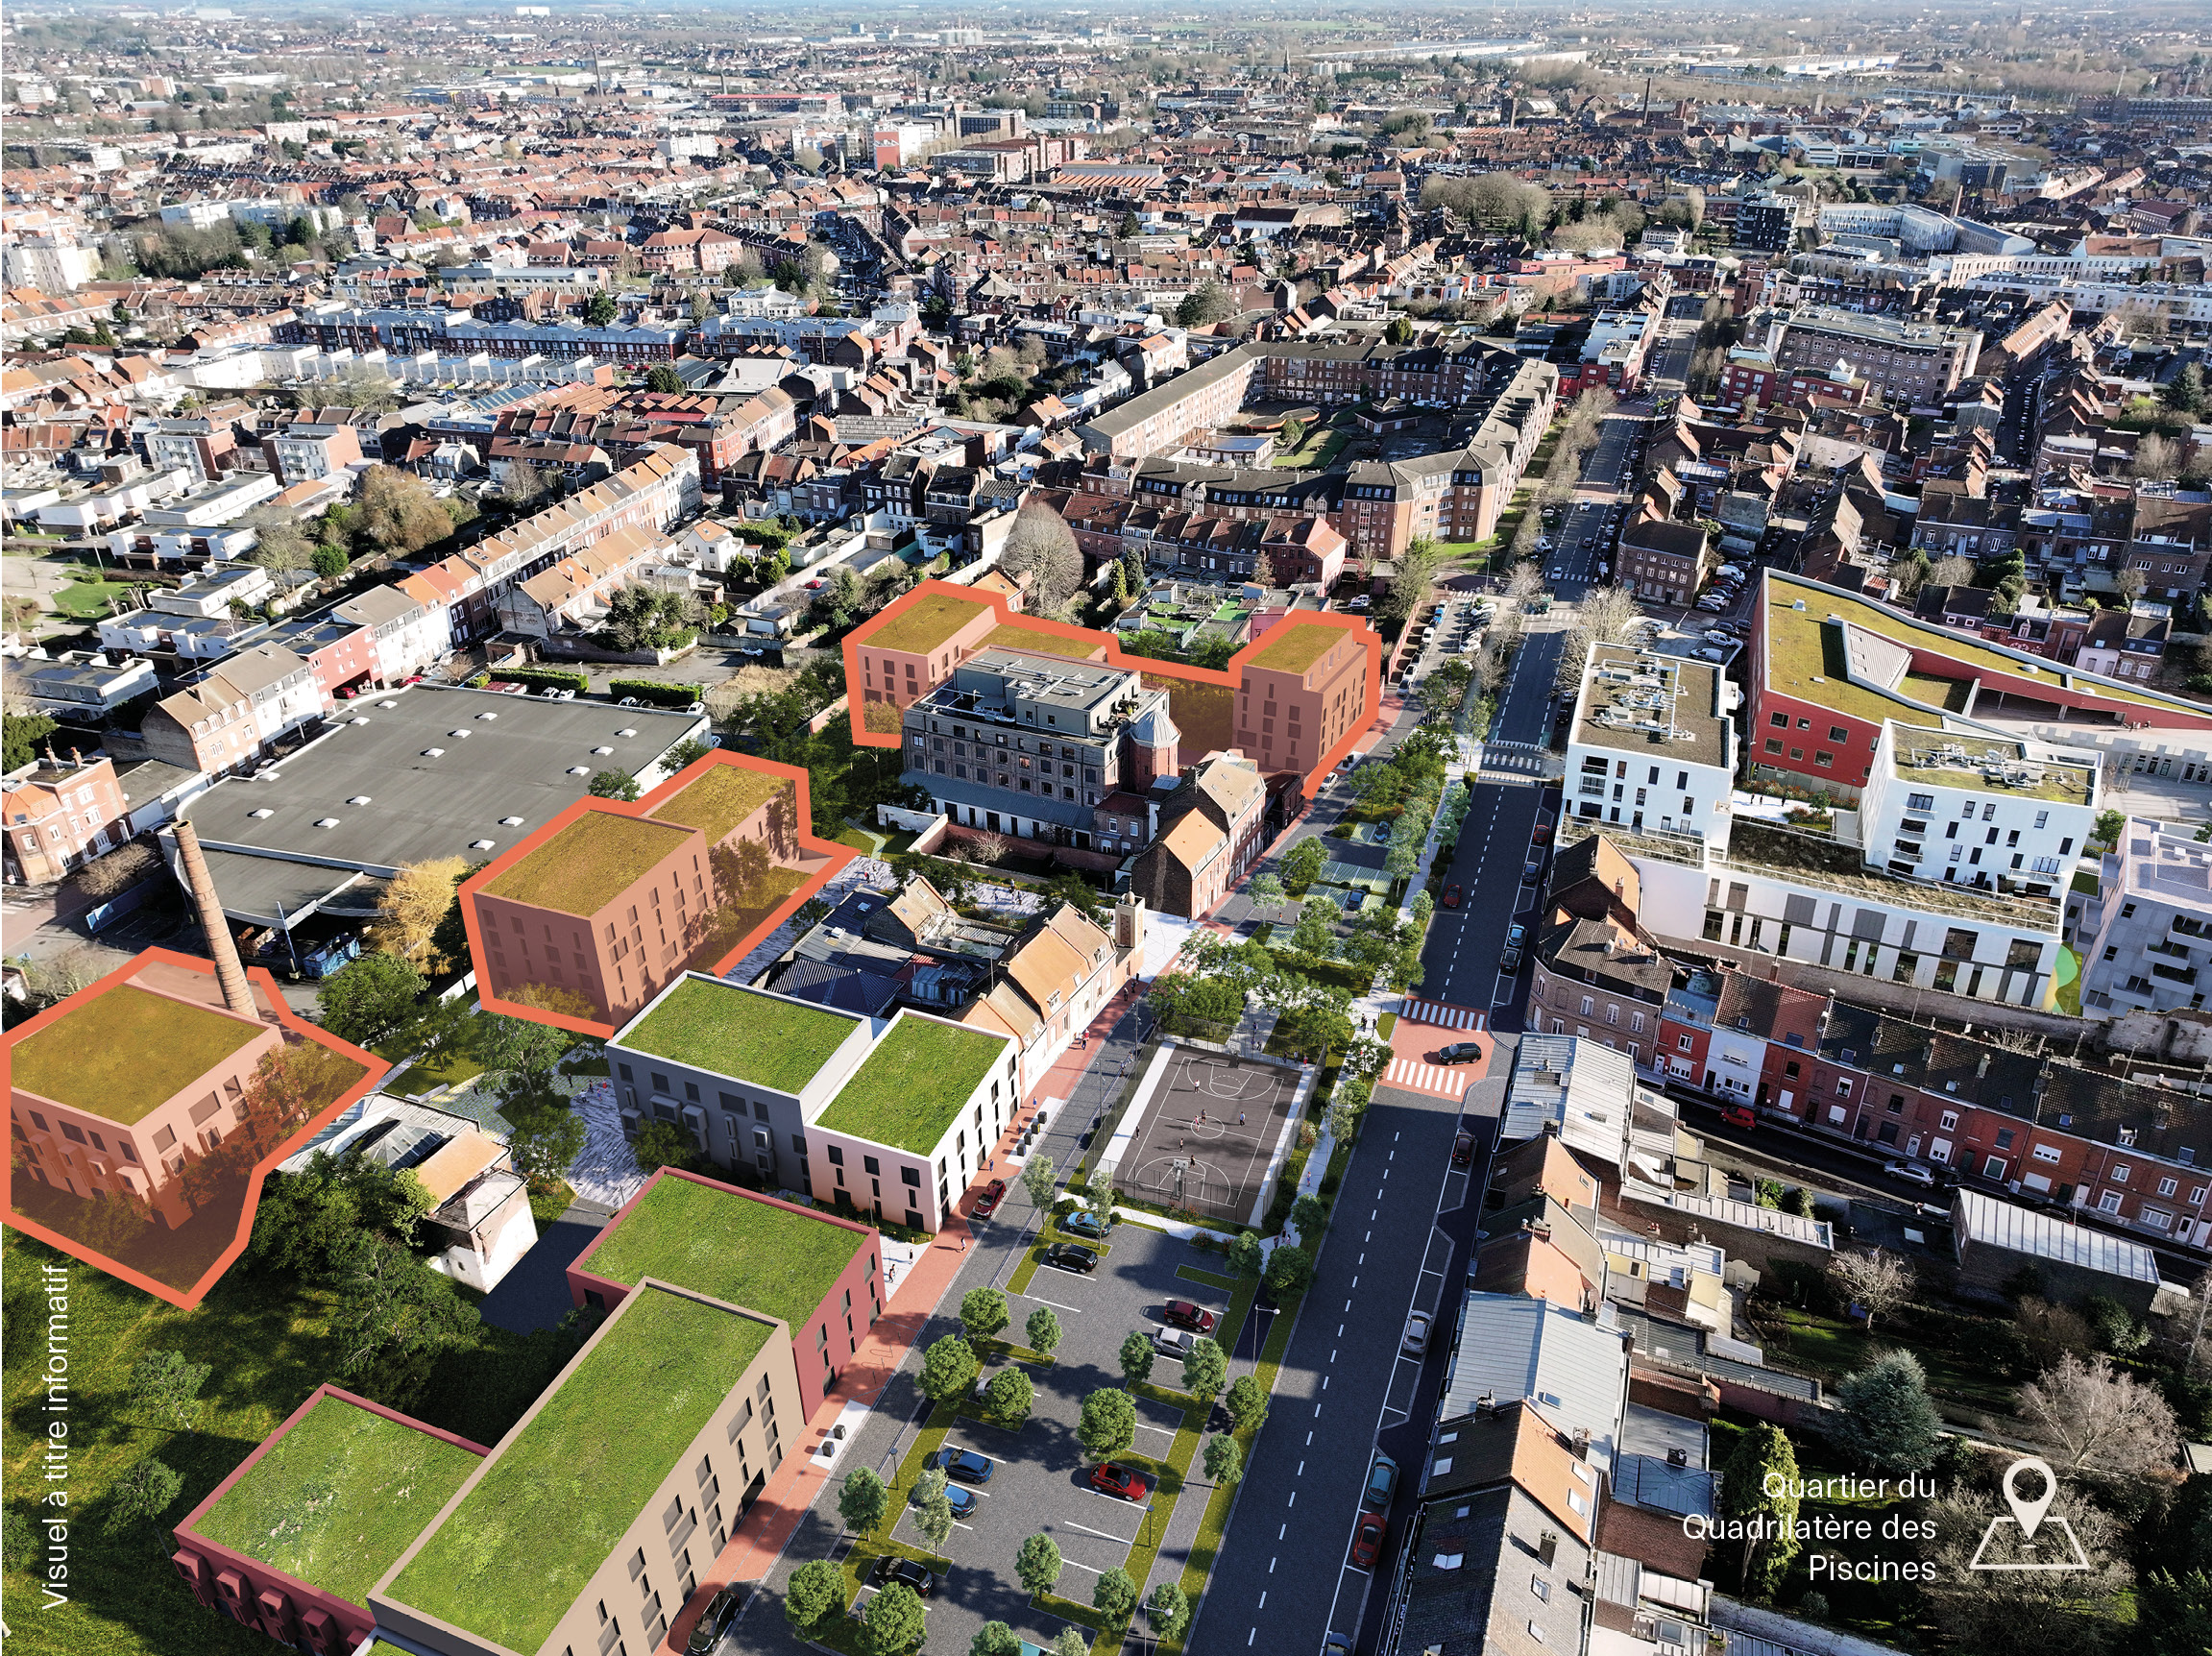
xmin=1955 ymin=1189 xmax=2159 ymax=1283
xmin=180 ymin=685 xmax=704 ymax=884
xmin=1439 ymin=1292 xmax=1627 ymax=1474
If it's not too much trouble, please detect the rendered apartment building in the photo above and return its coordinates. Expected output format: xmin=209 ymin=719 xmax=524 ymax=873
xmin=2071 ymin=816 xmax=2212 ymax=1015
xmin=607 ymin=975 xmax=1016 ymax=1232
xmin=1567 ymin=646 xmax=1738 ymax=846
xmin=467 ymin=752 xmax=819 ymax=1026
xmin=9 ymin=965 xmax=281 ymax=1228
xmin=176 ymin=1171 xmax=879 ymax=1656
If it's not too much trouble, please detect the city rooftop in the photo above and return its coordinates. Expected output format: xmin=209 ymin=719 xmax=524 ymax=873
xmin=482 ymin=811 xmax=695 ymax=916
xmin=10 ymin=983 xmax=265 ymax=1124
xmin=620 ymin=976 xmax=861 ymax=1095
xmin=814 ymin=1013 xmax=1008 ymax=1157
xmin=863 ymin=590 xmax=991 ymax=655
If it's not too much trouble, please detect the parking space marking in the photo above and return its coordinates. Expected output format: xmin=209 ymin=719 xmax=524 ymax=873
xmin=1064 ymin=1520 xmax=1138 ymax=1546
xmin=1022 ymin=1292 xmax=1085 ymax=1311
xmin=1135 ymin=1423 xmax=1177 ymax=1436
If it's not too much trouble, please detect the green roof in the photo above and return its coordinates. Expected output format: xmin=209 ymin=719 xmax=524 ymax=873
xmin=387 ymin=1287 xmax=772 ymax=1655
xmin=484 ymin=812 xmax=695 ymax=917
xmin=649 ymin=762 xmax=790 ymax=846
xmin=1244 ymin=621 xmax=1339 ymax=674
xmin=814 ymin=1015 xmax=1006 ymax=1157
xmin=983 ymin=622 xmax=1105 ymax=661
xmin=581 ymin=1175 xmax=868 ymax=1333
xmin=864 ymin=591 xmax=990 ymax=656
xmin=622 ymin=978 xmax=858 ymax=1094
xmin=11 ymin=983 xmax=265 ymax=1125
xmin=192 ymin=1393 xmax=480 ymax=1608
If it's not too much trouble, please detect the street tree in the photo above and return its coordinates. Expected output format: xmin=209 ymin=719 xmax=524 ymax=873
xmin=1085 ymin=1160 xmax=1116 ymax=1216
xmin=1093 ymin=1566 xmax=1139 ymax=1626
xmin=864 ymin=1580 xmax=926 ymax=1655
xmin=1265 ymin=1243 xmax=1315 ymax=1303
xmin=1717 ymin=1423 xmax=1801 ymax=1598
xmin=1826 ymin=1248 xmax=1917 ymax=1333
xmin=913 ymin=1473 xmax=957 ymax=1554
xmin=1015 ymin=1531 xmax=1064 ymax=1595
xmin=986 ymin=1367 xmax=1033 ymax=1425
xmin=1119 ymin=1329 xmax=1156 ymax=1387
xmin=1203 ymin=1433 xmax=1243 ymax=1486
xmin=839 ymin=1466 xmax=887 ymax=1536
xmin=1147 ymin=1581 xmax=1191 ymax=1637
xmin=503 ymin=1099 xmax=586 ymax=1189
xmin=1828 ymin=1350 xmax=1943 ymax=1473
xmin=1228 ymin=1231 xmax=1266 ymax=1278
xmin=1280 ymin=837 xmax=1327 ymax=895
xmin=786 ymin=1558 xmax=843 ymax=1630
xmin=1226 ymin=1373 xmax=1270 ymax=1434
xmin=1080 ymin=1387 xmax=1137 ymax=1461
xmin=1025 ymin=1304 xmax=1063 ymax=1357
xmin=960 ymin=1286 xmax=1010 ymax=1348
xmin=128 ymin=1351 xmax=211 ymax=1429
xmin=971 ymin=1624 xmax=1023 ymax=1656
xmin=1182 ymin=1336 xmax=1228 ymax=1400
xmin=1049 ymin=1632 xmax=1087 ymax=1656
xmin=919 ymin=1333 xmax=981 ymax=1404
xmin=314 ymin=953 xmax=425 ymax=1048
xmin=1021 ymin=1153 xmax=1057 ymax=1211
xmin=1248 ymin=872 xmax=1285 ymax=923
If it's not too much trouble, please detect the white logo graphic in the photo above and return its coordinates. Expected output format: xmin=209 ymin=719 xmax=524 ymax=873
xmin=1969 ymin=1457 xmax=2092 ymax=1571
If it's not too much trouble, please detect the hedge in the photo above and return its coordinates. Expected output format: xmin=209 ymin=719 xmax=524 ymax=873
xmin=607 ymin=679 xmax=703 ymax=708
xmin=491 ymin=666 xmax=589 ymax=694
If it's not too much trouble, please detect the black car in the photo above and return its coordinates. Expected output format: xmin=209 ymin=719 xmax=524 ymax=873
xmin=933 ymin=1445 xmax=994 ymax=1485
xmin=1044 ymin=1243 xmax=1099 ymax=1273
xmin=1451 ymin=1131 xmax=1474 ymax=1169
xmin=686 ymin=1584 xmax=747 ymax=1655
xmin=872 ymin=1555 xmax=936 ymax=1596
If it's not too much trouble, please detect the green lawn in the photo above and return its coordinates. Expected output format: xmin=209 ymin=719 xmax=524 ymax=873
xmin=1754 ymin=1304 xmax=2018 ymax=1416
xmin=648 ymin=764 xmax=789 ymax=845
xmin=862 ymin=591 xmax=991 ymax=655
xmin=12 ymin=983 xmax=268 ymax=1123
xmin=621 ymin=977 xmax=859 ymax=1093
xmin=815 ymin=1015 xmax=1009 ymax=1156
xmin=2 ymin=1231 xmax=345 ymax=1656
xmin=577 ymin=1172 xmax=870 ymax=1332
xmin=50 ymin=572 xmax=136 ymax=618
xmin=189 ymin=1392 xmax=481 ymax=1606
xmin=387 ymin=1047 xmax=486 ymax=1096
xmin=388 ymin=1287 xmax=773 ymax=1654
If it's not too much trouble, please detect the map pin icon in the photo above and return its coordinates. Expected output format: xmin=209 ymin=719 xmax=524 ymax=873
xmin=2004 ymin=1457 xmax=2056 ymax=1541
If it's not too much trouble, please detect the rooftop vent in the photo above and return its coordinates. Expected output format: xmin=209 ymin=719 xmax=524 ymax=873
xmin=348 ymin=795 xmax=371 ymax=805
xmin=350 ymin=716 xmax=371 ymax=725
xmin=592 ymin=745 xmax=614 ymax=755
xmin=378 ymin=699 xmax=399 ymax=709
xmin=499 ymin=816 xmax=524 ymax=826
xmin=471 ymin=839 xmax=495 ymax=850
xmin=448 ymin=729 xmax=471 ymax=739
xmin=315 ymin=816 xmax=339 ymax=829
xmin=249 ymin=808 xmax=274 ymax=818
xmin=423 ymin=747 xmax=445 ymax=758
xmin=615 ymin=727 xmax=637 ymax=738
xmin=476 ymin=710 xmax=498 ymax=720
xmin=569 ymin=766 xmax=590 ymax=775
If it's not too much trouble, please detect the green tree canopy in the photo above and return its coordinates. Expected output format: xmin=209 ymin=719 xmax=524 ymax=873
xmin=1025 ymin=1304 xmax=1063 ymax=1356
xmin=1015 ymin=1530 xmax=1064 ymax=1595
xmin=786 ymin=1558 xmax=844 ymax=1629
xmin=1119 ymin=1329 xmax=1156 ymax=1387
xmin=1079 ymin=1387 xmax=1137 ymax=1461
xmin=1203 ymin=1433 xmax=1243 ymax=1486
xmin=839 ymin=1465 xmax=888 ymax=1535
xmin=1718 ymin=1423 xmax=1802 ymax=1598
xmin=960 ymin=1286 xmax=1010 ymax=1346
xmin=315 ymin=952 xmax=426 ymax=1048
xmin=1828 ymin=1350 xmax=1943 ymax=1473
xmin=920 ymin=1332 xmax=981 ymax=1404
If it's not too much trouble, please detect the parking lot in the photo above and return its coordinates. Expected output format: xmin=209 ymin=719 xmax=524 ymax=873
xmin=842 ymin=1213 xmax=1254 ymax=1656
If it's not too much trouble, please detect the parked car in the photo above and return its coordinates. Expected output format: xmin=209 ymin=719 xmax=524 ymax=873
xmin=1351 ymin=1511 xmax=1387 ymax=1570
xmin=1155 ymin=1326 xmax=1198 ymax=1360
xmin=1092 ymin=1462 xmax=1151 ymax=1502
xmin=687 ymin=1584 xmax=747 ymax=1655
xmin=972 ymin=1179 xmax=1006 ymax=1218
xmin=1402 ymin=1311 xmax=1432 ymax=1355
xmin=1363 ymin=1452 xmax=1399 ymax=1510
xmin=618 ymin=695 xmax=642 ymax=708
xmin=1439 ymin=1041 xmax=1483 ymax=1064
xmin=1884 ymin=1159 xmax=1937 ymax=1189
xmin=1372 ymin=820 xmax=1392 ymax=842
xmin=1499 ymin=944 xmax=1523 ymax=972
xmin=1060 ymin=1209 xmax=1107 ymax=1240
xmin=1044 ymin=1243 xmax=1099 ymax=1273
xmin=872 ymin=1555 xmax=936 ymax=1595
xmin=1521 ymin=856 xmax=1544 ymax=882
xmin=933 ymin=1446 xmax=994 ymax=1485
xmin=1719 ymin=1105 xmax=1758 ymax=1130
xmin=1162 ymin=1300 xmax=1217 ymax=1334
xmin=1452 ymin=1130 xmax=1475 ymax=1169
xmin=1530 ymin=822 xmax=1552 ymax=846
xmin=1442 ymin=884 xmax=1462 ymax=909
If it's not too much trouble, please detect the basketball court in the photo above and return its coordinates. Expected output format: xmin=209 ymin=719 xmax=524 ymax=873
xmin=1113 ymin=1046 xmax=1305 ymax=1227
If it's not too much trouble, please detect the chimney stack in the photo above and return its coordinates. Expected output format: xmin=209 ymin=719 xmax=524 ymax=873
xmin=174 ymin=821 xmax=257 ymax=1020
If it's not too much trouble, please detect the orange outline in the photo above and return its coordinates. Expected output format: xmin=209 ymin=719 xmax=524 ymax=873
xmin=841 ymin=578 xmax=1384 ymax=794
xmin=3 ymin=947 xmax=385 ymax=1309
xmin=458 ymin=750 xmax=858 ymax=1041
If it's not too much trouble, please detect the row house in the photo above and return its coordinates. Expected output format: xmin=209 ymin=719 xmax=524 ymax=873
xmin=402 ymin=444 xmax=699 ymax=644
xmin=1130 ymin=752 xmax=1269 ymax=918
xmin=959 ymin=898 xmax=1144 ymax=1096
xmin=330 ymin=582 xmax=450 ymax=687
xmin=493 ymin=523 xmax=669 ymax=640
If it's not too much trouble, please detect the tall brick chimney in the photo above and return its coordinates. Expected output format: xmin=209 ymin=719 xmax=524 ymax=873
xmin=174 ymin=820 xmax=257 ymax=1020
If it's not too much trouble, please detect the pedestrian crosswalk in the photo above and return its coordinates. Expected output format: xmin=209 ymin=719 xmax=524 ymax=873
xmin=1381 ymin=1058 xmax=1471 ymax=1099
xmin=1398 ymin=998 xmax=1485 ymax=1031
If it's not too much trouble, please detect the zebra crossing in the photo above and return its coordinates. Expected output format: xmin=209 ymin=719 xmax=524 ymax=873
xmin=1380 ymin=1057 xmax=1472 ymax=1099
xmin=1398 ymin=998 xmax=1486 ymax=1031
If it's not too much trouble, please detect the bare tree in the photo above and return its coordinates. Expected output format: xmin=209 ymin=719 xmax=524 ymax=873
xmin=2114 ymin=566 xmax=2147 ymax=604
xmin=1825 ymin=1247 xmax=1916 ymax=1333
xmin=1927 ymin=554 xmax=1978 ymax=589
xmin=2131 ymin=433 xmax=2178 ymax=480
xmin=1923 ymin=1489 xmax=2132 ymax=1655
xmin=2015 ymin=1351 xmax=2179 ymax=1481
xmin=1503 ymin=561 xmax=1546 ymax=605
xmin=965 ymin=831 xmax=1010 ymax=866
xmin=1000 ymin=504 xmax=1085 ymax=612
xmin=1556 ymin=585 xmax=1641 ymax=694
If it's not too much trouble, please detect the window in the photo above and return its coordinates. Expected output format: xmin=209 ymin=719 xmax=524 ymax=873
xmin=2111 ymin=1163 xmax=2129 ymax=1183
xmin=2032 ymin=1143 xmax=2061 ymax=1164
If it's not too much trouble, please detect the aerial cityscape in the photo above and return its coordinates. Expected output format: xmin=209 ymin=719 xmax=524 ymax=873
xmin=4 ymin=4 xmax=2212 ymax=1656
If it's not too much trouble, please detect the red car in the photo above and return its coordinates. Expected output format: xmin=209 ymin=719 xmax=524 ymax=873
xmin=1161 ymin=1300 xmax=1216 ymax=1335
xmin=973 ymin=1179 xmax=1007 ymax=1217
xmin=1091 ymin=1462 xmax=1151 ymax=1502
xmin=1351 ymin=1511 xmax=1386 ymax=1569
xmin=1531 ymin=822 xmax=1553 ymax=846
xmin=1442 ymin=885 xmax=1462 ymax=908
xmin=1720 ymin=1105 xmax=1757 ymax=1130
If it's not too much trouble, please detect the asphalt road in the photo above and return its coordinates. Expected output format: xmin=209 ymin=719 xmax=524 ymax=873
xmin=1191 ymin=1070 xmax=1484 ymax=1656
